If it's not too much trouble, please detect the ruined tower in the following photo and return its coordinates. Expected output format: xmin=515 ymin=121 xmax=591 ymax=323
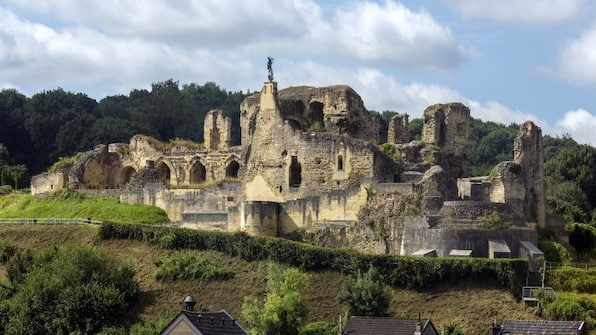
xmin=514 ymin=121 xmax=546 ymax=227
xmin=388 ymin=113 xmax=409 ymax=144
xmin=422 ymin=103 xmax=469 ymax=156
xmin=204 ymin=109 xmax=231 ymax=150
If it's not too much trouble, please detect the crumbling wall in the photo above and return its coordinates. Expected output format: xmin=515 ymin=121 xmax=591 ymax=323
xmin=387 ymin=113 xmax=409 ymax=144
xmin=204 ymin=109 xmax=232 ymax=150
xmin=514 ymin=121 xmax=546 ymax=227
xmin=31 ymin=171 xmax=66 ymax=196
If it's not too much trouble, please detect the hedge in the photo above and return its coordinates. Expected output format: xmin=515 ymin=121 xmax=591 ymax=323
xmin=99 ymin=223 xmax=527 ymax=293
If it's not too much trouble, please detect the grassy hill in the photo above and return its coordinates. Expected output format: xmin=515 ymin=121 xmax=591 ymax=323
xmin=0 ymin=190 xmax=168 ymax=223
xmin=0 ymin=224 xmax=541 ymax=335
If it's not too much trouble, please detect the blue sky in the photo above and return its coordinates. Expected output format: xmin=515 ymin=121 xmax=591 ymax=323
xmin=1 ymin=0 xmax=595 ymax=145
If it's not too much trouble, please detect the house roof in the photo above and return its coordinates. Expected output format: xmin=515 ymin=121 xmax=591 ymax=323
xmin=499 ymin=319 xmax=585 ymax=335
xmin=159 ymin=309 xmax=249 ymax=335
xmin=342 ymin=316 xmax=438 ymax=335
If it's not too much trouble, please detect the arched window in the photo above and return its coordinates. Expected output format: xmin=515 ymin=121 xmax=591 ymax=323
xmin=120 ymin=166 xmax=136 ymax=187
xmin=226 ymin=161 xmax=240 ymax=178
xmin=156 ymin=162 xmax=171 ymax=184
xmin=337 ymin=155 xmax=344 ymax=171
xmin=190 ymin=161 xmax=206 ymax=184
xmin=289 ymin=156 xmax=302 ymax=187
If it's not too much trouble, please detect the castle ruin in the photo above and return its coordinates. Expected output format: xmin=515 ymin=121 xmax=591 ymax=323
xmin=31 ymin=76 xmax=546 ymax=260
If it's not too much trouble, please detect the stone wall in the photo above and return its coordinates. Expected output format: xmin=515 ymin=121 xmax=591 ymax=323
xmin=387 ymin=113 xmax=409 ymax=144
xmin=204 ymin=109 xmax=231 ymax=150
xmin=422 ymin=103 xmax=470 ymax=157
xmin=397 ymin=216 xmax=537 ymax=257
xmin=31 ymin=171 xmax=66 ymax=196
xmin=514 ymin=121 xmax=546 ymax=227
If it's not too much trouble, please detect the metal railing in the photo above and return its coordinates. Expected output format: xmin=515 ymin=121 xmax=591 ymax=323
xmin=0 ymin=218 xmax=102 ymax=225
xmin=545 ymin=262 xmax=596 ymax=271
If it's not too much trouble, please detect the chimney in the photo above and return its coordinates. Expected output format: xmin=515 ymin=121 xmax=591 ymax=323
xmin=183 ymin=295 xmax=197 ymax=311
xmin=489 ymin=318 xmax=501 ymax=335
xmin=414 ymin=313 xmax=422 ymax=335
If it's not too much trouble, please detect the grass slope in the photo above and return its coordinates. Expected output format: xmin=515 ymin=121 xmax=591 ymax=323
xmin=0 ymin=190 xmax=168 ymax=223
xmin=0 ymin=224 xmax=540 ymax=335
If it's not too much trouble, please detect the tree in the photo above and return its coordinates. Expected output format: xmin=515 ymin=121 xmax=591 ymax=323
xmin=0 ymin=246 xmax=138 ymax=334
xmin=242 ymin=263 xmax=308 ymax=335
xmin=337 ymin=265 xmax=392 ymax=317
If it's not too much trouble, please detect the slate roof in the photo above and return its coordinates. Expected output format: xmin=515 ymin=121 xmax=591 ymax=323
xmin=342 ymin=316 xmax=439 ymax=335
xmin=499 ymin=319 xmax=586 ymax=335
xmin=160 ymin=309 xmax=249 ymax=335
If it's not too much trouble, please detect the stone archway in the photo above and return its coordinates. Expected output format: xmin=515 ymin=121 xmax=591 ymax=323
xmin=156 ymin=161 xmax=172 ymax=184
xmin=119 ymin=166 xmax=136 ymax=187
xmin=225 ymin=160 xmax=240 ymax=178
xmin=190 ymin=161 xmax=206 ymax=184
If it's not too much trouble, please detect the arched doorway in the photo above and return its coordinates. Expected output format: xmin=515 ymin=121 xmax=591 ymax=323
xmin=190 ymin=161 xmax=206 ymax=184
xmin=156 ymin=161 xmax=171 ymax=184
xmin=119 ymin=166 xmax=136 ymax=187
xmin=225 ymin=161 xmax=240 ymax=178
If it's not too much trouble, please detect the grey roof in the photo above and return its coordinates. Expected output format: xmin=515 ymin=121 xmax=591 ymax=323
xmin=160 ymin=310 xmax=249 ymax=335
xmin=499 ymin=319 xmax=585 ymax=335
xmin=342 ymin=316 xmax=439 ymax=335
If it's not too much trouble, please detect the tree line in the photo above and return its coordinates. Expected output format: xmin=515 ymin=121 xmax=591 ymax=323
xmin=0 ymin=80 xmax=246 ymax=180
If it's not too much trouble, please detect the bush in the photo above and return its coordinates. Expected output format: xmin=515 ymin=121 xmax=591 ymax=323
xmin=543 ymin=294 xmax=596 ymax=327
xmin=547 ymin=267 xmax=596 ymax=293
xmin=0 ymin=245 xmax=139 ymax=334
xmin=538 ymin=240 xmax=572 ymax=264
xmin=301 ymin=321 xmax=337 ymax=335
xmin=154 ymin=252 xmax=234 ymax=281
xmin=99 ymin=223 xmax=528 ymax=293
xmin=566 ymin=223 xmax=596 ymax=254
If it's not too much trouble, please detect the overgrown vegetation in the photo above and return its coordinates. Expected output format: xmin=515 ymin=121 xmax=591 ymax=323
xmin=0 ymin=189 xmax=168 ymax=224
xmin=0 ymin=245 xmax=139 ymax=334
xmin=99 ymin=223 xmax=528 ymax=293
xmin=49 ymin=152 xmax=82 ymax=171
xmin=154 ymin=252 xmax=234 ymax=281
xmin=243 ymin=263 xmax=309 ymax=335
xmin=337 ymin=265 xmax=392 ymax=317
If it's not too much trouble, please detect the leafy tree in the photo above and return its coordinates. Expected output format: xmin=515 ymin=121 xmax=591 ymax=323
xmin=408 ymin=118 xmax=423 ymax=141
xmin=545 ymin=143 xmax=596 ymax=210
xmin=545 ymin=179 xmax=590 ymax=218
xmin=243 ymin=263 xmax=308 ymax=335
xmin=337 ymin=265 xmax=392 ymax=317
xmin=23 ymin=88 xmax=99 ymax=172
xmin=0 ymin=246 xmax=138 ymax=335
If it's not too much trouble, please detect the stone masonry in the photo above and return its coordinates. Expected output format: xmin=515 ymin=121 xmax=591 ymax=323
xmin=387 ymin=113 xmax=409 ymax=144
xmin=31 ymin=76 xmax=546 ymax=260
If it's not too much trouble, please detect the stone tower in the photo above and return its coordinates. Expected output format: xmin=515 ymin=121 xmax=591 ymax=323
xmin=514 ymin=121 xmax=545 ymax=227
xmin=388 ymin=113 xmax=409 ymax=144
xmin=204 ymin=109 xmax=231 ymax=150
xmin=422 ymin=103 xmax=470 ymax=156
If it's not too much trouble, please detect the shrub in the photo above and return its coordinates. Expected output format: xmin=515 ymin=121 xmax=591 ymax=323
xmin=547 ymin=267 xmax=596 ymax=293
xmin=99 ymin=223 xmax=528 ymax=293
xmin=154 ymin=252 xmax=234 ymax=281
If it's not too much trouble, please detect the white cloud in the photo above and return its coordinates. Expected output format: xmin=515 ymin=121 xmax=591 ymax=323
xmin=557 ymin=25 xmax=596 ymax=84
xmin=443 ymin=0 xmax=581 ymax=24
xmin=327 ymin=1 xmax=470 ymax=69
xmin=553 ymin=108 xmax=596 ymax=145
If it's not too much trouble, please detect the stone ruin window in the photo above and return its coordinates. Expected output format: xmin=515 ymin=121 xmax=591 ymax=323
xmin=156 ymin=162 xmax=171 ymax=184
xmin=225 ymin=161 xmax=240 ymax=178
xmin=289 ymin=156 xmax=302 ymax=188
xmin=190 ymin=161 xmax=206 ymax=184
xmin=337 ymin=155 xmax=344 ymax=171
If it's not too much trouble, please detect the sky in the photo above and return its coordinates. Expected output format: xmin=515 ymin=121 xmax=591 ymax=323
xmin=1 ymin=0 xmax=596 ymax=145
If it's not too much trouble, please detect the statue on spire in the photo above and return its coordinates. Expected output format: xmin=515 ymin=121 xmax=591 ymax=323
xmin=267 ymin=56 xmax=274 ymax=82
